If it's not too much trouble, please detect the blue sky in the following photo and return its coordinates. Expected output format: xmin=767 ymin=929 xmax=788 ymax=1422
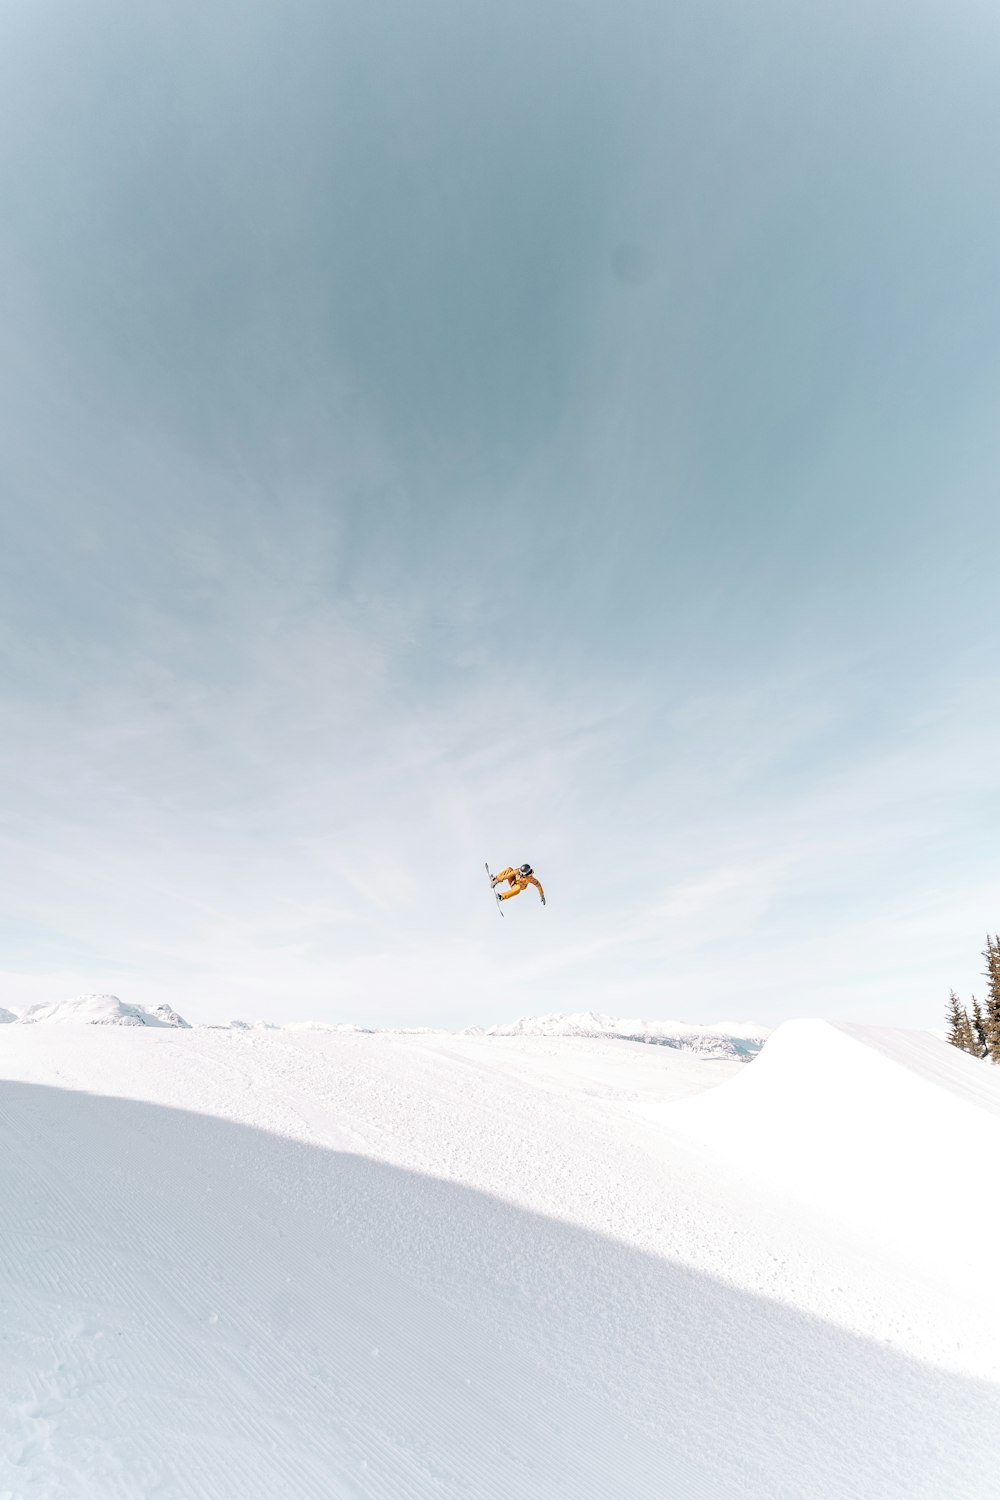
xmin=1 ymin=0 xmax=998 ymax=1026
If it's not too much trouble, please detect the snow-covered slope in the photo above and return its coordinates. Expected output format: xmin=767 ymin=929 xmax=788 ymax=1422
xmin=483 ymin=1009 xmax=769 ymax=1058
xmin=14 ymin=993 xmax=190 ymax=1027
xmin=0 ymin=1006 xmax=16 ymax=1023
xmin=1 ymin=1023 xmax=998 ymax=1499
xmin=670 ymin=1019 xmax=1000 ymax=1286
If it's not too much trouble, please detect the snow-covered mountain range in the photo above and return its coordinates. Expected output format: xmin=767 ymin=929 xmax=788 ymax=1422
xmin=0 ymin=995 xmax=767 ymax=1058
xmin=480 ymin=1009 xmax=769 ymax=1058
xmin=4 ymin=993 xmax=191 ymax=1028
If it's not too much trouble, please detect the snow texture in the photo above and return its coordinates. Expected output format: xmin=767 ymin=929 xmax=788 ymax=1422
xmin=1 ymin=1021 xmax=998 ymax=1498
xmin=0 ymin=1006 xmax=16 ymax=1023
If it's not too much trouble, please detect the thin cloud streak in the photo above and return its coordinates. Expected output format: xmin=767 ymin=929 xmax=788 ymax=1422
xmin=1 ymin=0 xmax=999 ymax=1024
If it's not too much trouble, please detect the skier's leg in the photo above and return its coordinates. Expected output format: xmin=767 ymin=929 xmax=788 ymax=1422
xmin=494 ymin=868 xmax=516 ymax=883
xmin=500 ymin=878 xmax=529 ymax=901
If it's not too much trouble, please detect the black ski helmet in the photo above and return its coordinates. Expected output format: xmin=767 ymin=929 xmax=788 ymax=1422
xmin=519 ymin=863 xmax=532 ymax=876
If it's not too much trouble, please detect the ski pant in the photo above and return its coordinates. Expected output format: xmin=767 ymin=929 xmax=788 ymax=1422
xmin=495 ymin=867 xmax=529 ymax=901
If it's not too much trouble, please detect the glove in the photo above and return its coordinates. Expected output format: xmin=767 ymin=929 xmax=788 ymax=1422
xmin=541 ymin=895 xmax=546 ymax=906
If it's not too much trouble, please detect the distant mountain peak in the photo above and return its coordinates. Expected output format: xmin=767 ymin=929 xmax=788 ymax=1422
xmin=16 ymin=994 xmax=191 ymax=1028
xmin=482 ymin=1011 xmax=769 ymax=1060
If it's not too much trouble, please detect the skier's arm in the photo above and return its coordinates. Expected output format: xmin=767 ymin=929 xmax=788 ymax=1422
xmin=528 ymin=875 xmax=546 ymax=904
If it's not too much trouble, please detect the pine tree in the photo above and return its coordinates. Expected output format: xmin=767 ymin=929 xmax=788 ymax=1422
xmin=983 ymin=934 xmax=1000 ymax=1065
xmin=945 ymin=991 xmax=978 ymax=1056
xmin=970 ymin=996 xmax=989 ymax=1059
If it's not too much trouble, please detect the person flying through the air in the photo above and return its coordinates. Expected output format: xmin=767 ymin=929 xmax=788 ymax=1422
xmin=492 ymin=864 xmax=546 ymax=906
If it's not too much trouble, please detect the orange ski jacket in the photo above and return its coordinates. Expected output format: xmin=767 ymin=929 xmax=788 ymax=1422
xmin=495 ymin=867 xmax=546 ymax=903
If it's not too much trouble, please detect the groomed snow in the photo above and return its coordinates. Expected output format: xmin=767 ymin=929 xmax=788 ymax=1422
xmin=1 ymin=1021 xmax=998 ymax=1497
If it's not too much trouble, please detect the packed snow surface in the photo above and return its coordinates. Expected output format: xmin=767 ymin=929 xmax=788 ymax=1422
xmin=1 ymin=1021 xmax=999 ymax=1498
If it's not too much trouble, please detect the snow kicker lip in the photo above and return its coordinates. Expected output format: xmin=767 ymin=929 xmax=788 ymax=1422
xmin=669 ymin=1018 xmax=1000 ymax=1299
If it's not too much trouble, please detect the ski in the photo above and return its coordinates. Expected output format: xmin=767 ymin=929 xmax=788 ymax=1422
xmin=485 ymin=861 xmax=504 ymax=917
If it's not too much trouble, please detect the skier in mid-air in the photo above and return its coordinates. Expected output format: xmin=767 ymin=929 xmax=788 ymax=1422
xmin=491 ymin=864 xmax=546 ymax=906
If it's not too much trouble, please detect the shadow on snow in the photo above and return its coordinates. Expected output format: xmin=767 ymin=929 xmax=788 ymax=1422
xmin=1 ymin=1081 xmax=998 ymax=1500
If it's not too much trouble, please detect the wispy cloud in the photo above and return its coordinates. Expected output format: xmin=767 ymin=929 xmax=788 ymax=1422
xmin=1 ymin=0 xmax=998 ymax=1025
